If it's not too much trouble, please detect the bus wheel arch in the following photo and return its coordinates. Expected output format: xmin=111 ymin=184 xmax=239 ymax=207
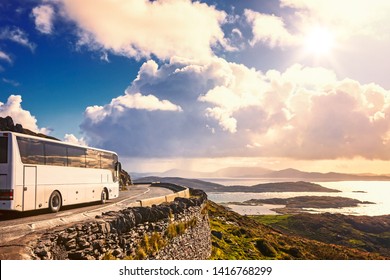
xmin=101 ymin=188 xmax=108 ymax=204
xmin=49 ymin=190 xmax=62 ymax=213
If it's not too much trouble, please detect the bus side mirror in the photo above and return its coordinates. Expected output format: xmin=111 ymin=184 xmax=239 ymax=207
xmin=114 ymin=162 xmax=121 ymax=183
xmin=115 ymin=162 xmax=122 ymax=173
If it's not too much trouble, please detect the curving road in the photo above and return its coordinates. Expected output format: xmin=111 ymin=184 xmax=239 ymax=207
xmin=0 ymin=184 xmax=173 ymax=244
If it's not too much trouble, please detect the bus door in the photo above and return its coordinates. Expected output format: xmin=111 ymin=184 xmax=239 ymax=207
xmin=23 ymin=166 xmax=37 ymax=211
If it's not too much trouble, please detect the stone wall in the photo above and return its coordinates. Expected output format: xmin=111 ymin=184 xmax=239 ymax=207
xmin=29 ymin=189 xmax=211 ymax=260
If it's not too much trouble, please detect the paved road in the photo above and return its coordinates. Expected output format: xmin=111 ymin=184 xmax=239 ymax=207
xmin=0 ymin=184 xmax=173 ymax=244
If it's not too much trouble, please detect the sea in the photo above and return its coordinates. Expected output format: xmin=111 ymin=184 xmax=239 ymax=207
xmin=204 ymin=178 xmax=390 ymax=216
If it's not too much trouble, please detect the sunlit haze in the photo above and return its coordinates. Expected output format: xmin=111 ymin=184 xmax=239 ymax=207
xmin=304 ymin=26 xmax=335 ymax=56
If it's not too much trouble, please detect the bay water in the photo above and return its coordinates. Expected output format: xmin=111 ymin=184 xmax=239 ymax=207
xmin=205 ymin=179 xmax=390 ymax=216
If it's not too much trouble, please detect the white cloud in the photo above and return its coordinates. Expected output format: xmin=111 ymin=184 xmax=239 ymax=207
xmin=80 ymin=58 xmax=390 ymax=160
xmin=64 ymin=133 xmax=87 ymax=146
xmin=58 ymin=0 xmax=228 ymax=61
xmin=0 ymin=95 xmax=48 ymax=133
xmin=244 ymin=9 xmax=297 ymax=48
xmin=0 ymin=27 xmax=36 ymax=52
xmin=2 ymin=78 xmax=20 ymax=87
xmin=32 ymin=5 xmax=55 ymax=34
xmin=84 ymin=92 xmax=182 ymax=124
xmin=100 ymin=51 xmax=110 ymax=62
xmin=280 ymin=0 xmax=390 ymax=39
xmin=0 ymin=51 xmax=12 ymax=64
xmin=244 ymin=1 xmax=390 ymax=51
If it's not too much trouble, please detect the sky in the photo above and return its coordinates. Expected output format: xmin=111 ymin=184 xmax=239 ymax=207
xmin=1 ymin=0 xmax=390 ymax=174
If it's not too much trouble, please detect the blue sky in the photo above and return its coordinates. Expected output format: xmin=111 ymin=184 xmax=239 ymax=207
xmin=1 ymin=0 xmax=390 ymax=174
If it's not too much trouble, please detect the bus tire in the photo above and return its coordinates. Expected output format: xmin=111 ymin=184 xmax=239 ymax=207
xmin=101 ymin=189 xmax=108 ymax=204
xmin=49 ymin=191 xmax=62 ymax=213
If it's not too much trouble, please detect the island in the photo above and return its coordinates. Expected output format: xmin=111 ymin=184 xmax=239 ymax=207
xmin=237 ymin=196 xmax=375 ymax=214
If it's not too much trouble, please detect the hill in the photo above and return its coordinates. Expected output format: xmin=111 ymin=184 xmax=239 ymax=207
xmin=252 ymin=213 xmax=390 ymax=258
xmin=134 ymin=177 xmax=340 ymax=193
xmin=208 ymin=200 xmax=386 ymax=259
xmin=135 ymin=166 xmax=390 ymax=181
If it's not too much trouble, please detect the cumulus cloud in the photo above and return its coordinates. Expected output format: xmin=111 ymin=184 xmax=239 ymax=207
xmin=64 ymin=133 xmax=87 ymax=146
xmin=32 ymin=5 xmax=55 ymax=34
xmin=85 ymin=92 xmax=182 ymax=124
xmin=0 ymin=95 xmax=48 ymax=133
xmin=57 ymin=0 xmax=228 ymax=61
xmin=80 ymin=58 xmax=390 ymax=160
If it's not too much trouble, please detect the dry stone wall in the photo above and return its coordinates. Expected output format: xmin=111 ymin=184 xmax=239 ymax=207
xmin=29 ymin=189 xmax=211 ymax=260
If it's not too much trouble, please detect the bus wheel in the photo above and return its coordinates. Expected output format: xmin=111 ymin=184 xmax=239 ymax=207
xmin=49 ymin=191 xmax=62 ymax=213
xmin=101 ymin=189 xmax=108 ymax=204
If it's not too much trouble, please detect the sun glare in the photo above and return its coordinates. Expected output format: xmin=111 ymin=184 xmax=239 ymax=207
xmin=304 ymin=26 xmax=335 ymax=56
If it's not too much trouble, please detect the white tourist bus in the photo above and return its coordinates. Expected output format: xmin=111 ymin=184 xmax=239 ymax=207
xmin=0 ymin=131 xmax=121 ymax=213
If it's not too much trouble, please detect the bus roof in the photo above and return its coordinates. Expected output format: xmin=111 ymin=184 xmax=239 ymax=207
xmin=0 ymin=131 xmax=118 ymax=156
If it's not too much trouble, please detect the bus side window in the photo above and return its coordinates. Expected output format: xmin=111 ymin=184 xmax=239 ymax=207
xmin=67 ymin=147 xmax=86 ymax=167
xmin=101 ymin=152 xmax=115 ymax=180
xmin=17 ymin=137 xmax=45 ymax=165
xmin=86 ymin=149 xmax=100 ymax=168
xmin=45 ymin=142 xmax=67 ymax=166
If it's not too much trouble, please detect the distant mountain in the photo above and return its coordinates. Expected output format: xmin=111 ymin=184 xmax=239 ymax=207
xmin=135 ymin=166 xmax=390 ymax=182
xmin=134 ymin=177 xmax=340 ymax=193
xmin=134 ymin=176 xmax=225 ymax=192
xmin=263 ymin=168 xmax=390 ymax=181
xmin=159 ymin=166 xmax=273 ymax=178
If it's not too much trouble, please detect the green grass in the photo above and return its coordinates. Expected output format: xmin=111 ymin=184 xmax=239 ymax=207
xmin=250 ymin=215 xmax=291 ymax=226
xmin=207 ymin=200 xmax=385 ymax=260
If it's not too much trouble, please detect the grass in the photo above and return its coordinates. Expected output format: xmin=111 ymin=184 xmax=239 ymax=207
xmin=207 ymin=200 xmax=385 ymax=260
xmin=250 ymin=215 xmax=291 ymax=226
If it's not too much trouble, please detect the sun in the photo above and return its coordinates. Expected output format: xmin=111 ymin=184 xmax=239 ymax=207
xmin=304 ymin=26 xmax=335 ymax=56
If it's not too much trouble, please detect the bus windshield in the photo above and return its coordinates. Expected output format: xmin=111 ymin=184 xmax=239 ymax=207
xmin=0 ymin=136 xmax=8 ymax=163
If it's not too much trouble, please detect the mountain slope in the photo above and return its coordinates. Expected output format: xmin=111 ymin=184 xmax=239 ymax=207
xmin=252 ymin=213 xmax=390 ymax=258
xmin=134 ymin=166 xmax=390 ymax=181
xmin=134 ymin=177 xmax=340 ymax=193
xmin=208 ymin=201 xmax=387 ymax=260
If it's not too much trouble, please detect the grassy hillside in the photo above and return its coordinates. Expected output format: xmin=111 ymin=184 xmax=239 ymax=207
xmin=252 ymin=213 xmax=390 ymax=258
xmin=207 ymin=200 xmax=387 ymax=260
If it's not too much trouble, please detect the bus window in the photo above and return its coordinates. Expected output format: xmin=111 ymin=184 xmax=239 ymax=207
xmin=67 ymin=146 xmax=86 ymax=167
xmin=86 ymin=149 xmax=100 ymax=168
xmin=17 ymin=137 xmax=45 ymax=165
xmin=101 ymin=152 xmax=115 ymax=170
xmin=45 ymin=142 xmax=67 ymax=166
xmin=0 ymin=136 xmax=8 ymax=163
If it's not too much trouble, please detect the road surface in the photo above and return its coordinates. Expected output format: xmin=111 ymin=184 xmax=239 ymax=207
xmin=0 ymin=184 xmax=173 ymax=244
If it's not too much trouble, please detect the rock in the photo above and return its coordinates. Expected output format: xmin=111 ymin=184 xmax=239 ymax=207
xmin=211 ymin=230 xmax=223 ymax=240
xmin=255 ymin=239 xmax=277 ymax=257
xmin=68 ymin=250 xmax=84 ymax=260
xmin=28 ymin=189 xmax=210 ymax=260
xmin=65 ymin=239 xmax=77 ymax=250
xmin=77 ymin=238 xmax=91 ymax=249
xmin=98 ymin=222 xmax=111 ymax=234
